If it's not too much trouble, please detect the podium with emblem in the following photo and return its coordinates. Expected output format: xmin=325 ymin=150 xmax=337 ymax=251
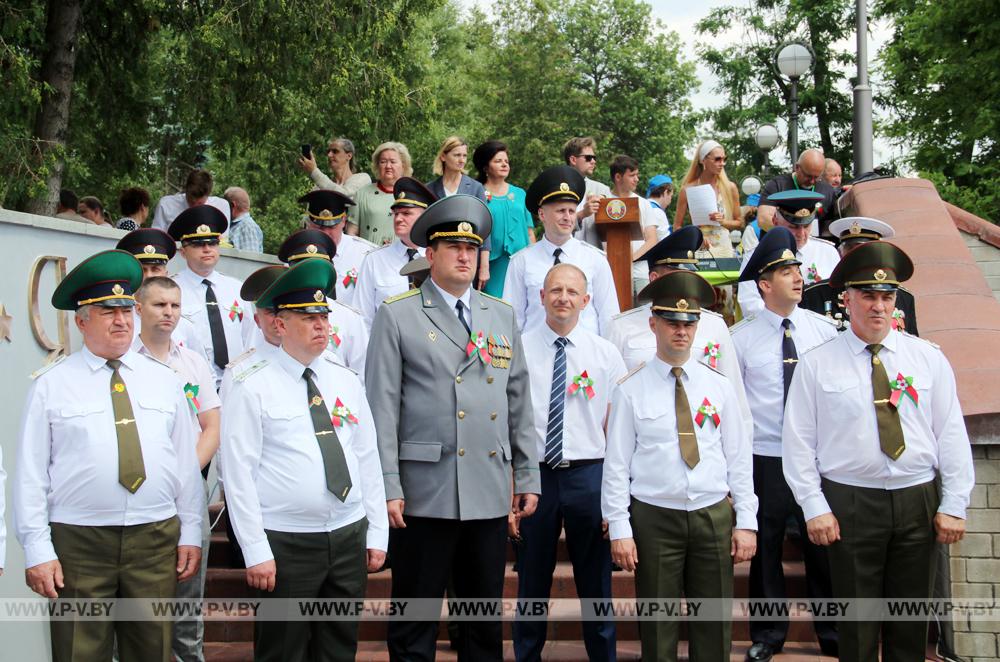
xmin=594 ymin=197 xmax=642 ymax=310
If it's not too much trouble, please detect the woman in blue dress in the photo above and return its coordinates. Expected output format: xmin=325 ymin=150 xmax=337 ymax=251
xmin=472 ymin=140 xmax=535 ymax=298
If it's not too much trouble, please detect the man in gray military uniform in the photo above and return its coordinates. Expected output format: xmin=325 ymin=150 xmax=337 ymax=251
xmin=366 ymin=195 xmax=541 ymax=662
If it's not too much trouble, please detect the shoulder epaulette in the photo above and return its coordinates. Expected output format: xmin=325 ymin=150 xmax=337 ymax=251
xmin=384 ymin=289 xmax=420 ymax=305
xmin=225 ymin=347 xmax=256 ymax=369
xmin=700 ymin=307 xmax=723 ymax=320
xmin=138 ymin=352 xmax=171 ymax=369
xmin=324 ymin=353 xmax=360 ymax=375
xmin=696 ymin=358 xmax=726 ymax=377
xmin=811 ymin=237 xmax=835 ymax=246
xmin=234 ymin=359 xmax=269 ymax=383
xmin=900 ymin=330 xmax=939 ymax=349
xmin=802 ymin=308 xmax=838 ymax=326
xmin=371 ymin=243 xmax=392 ymax=253
xmin=728 ymin=315 xmax=756 ymax=333
xmin=611 ymin=305 xmax=648 ymax=320
xmin=803 ymin=279 xmax=830 ymax=292
xmin=617 ymin=362 xmax=645 ymax=385
xmin=480 ymin=292 xmax=511 ymax=307
xmin=331 ymin=300 xmax=363 ymax=316
xmin=802 ymin=335 xmax=838 ymax=355
xmin=353 ymin=236 xmax=379 ymax=250
xmin=30 ymin=354 xmax=68 ymax=379
xmin=580 ymin=242 xmax=607 ymax=255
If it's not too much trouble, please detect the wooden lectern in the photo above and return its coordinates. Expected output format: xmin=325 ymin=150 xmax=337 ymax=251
xmin=595 ymin=197 xmax=642 ymax=311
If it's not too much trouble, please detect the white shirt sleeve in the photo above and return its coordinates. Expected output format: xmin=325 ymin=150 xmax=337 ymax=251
xmin=504 ymin=254 xmax=528 ymax=331
xmin=591 ymin=259 xmax=622 ymax=336
xmin=931 ymin=356 xmax=975 ymax=518
xmin=13 ymin=380 xmax=57 ymax=568
xmin=171 ymin=384 xmax=206 ymax=548
xmin=781 ymin=356 xmax=831 ymax=521
xmin=602 ymin=386 xmax=637 ymax=540
xmin=719 ymin=380 xmax=757 ymax=530
xmin=353 ymin=390 xmax=389 ymax=551
xmin=219 ymin=380 xmax=273 ymax=567
xmin=356 ymin=254 xmax=380 ymax=332
xmin=737 ymin=248 xmax=765 ymax=318
xmin=0 ymin=445 xmax=6 ymax=569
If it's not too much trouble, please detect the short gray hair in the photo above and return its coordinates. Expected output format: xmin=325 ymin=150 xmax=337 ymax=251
xmin=75 ymin=304 xmax=93 ymax=321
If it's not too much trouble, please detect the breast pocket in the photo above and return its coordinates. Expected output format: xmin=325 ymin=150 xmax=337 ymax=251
xmin=374 ymin=278 xmax=403 ymax=307
xmin=50 ymin=401 xmax=105 ymax=440
xmin=263 ymin=406 xmax=306 ymax=444
xmin=819 ymin=376 xmax=862 ymax=421
xmin=744 ymin=353 xmax=780 ymax=389
xmin=633 ymin=399 xmax=674 ymax=449
xmin=136 ymin=398 xmax=177 ymax=439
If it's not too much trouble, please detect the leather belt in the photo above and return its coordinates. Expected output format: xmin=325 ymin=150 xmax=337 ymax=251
xmin=542 ymin=458 xmax=604 ymax=470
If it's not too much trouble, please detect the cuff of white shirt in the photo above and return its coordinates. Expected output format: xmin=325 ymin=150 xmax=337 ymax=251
xmin=179 ymin=522 xmax=203 ymax=548
xmin=937 ymin=496 xmax=967 ymax=521
xmin=24 ymin=540 xmax=58 ymax=569
xmin=734 ymin=509 xmax=758 ymax=532
xmin=801 ymin=494 xmax=833 ymax=523
xmin=609 ymin=519 xmax=633 ymax=541
xmin=366 ymin=526 xmax=389 ymax=553
xmin=241 ymin=539 xmax=275 ymax=568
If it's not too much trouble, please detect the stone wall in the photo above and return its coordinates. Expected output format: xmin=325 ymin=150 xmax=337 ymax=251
xmin=961 ymin=231 xmax=1000 ymax=302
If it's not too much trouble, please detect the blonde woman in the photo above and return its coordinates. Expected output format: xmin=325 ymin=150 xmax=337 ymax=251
xmin=672 ymin=140 xmax=743 ymax=256
xmin=348 ymin=141 xmax=414 ymax=245
xmin=673 ymin=140 xmax=743 ymax=322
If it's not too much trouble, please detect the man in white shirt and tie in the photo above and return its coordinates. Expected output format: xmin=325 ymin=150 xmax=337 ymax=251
xmin=168 ymin=206 xmax=255 ymax=388
xmin=355 ymin=177 xmax=435 ymax=330
xmin=602 ymin=270 xmax=756 ymax=662
xmin=221 ymin=258 xmax=387 ymax=661
xmin=514 ymin=263 xmax=626 ymax=662
xmin=15 ymin=250 xmax=204 ymax=662
xmin=730 ymin=227 xmax=839 ymax=661
xmin=504 ymin=165 xmax=620 ymax=336
xmin=782 ymin=241 xmax=975 ymax=662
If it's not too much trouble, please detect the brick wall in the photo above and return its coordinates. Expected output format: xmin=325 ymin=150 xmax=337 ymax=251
xmin=951 ymin=445 xmax=1000 ymax=660
xmin=961 ymin=231 xmax=1000 ymax=302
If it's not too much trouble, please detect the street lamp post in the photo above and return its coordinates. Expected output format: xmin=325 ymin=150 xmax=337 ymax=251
xmin=853 ymin=0 xmax=874 ymax=174
xmin=755 ymin=123 xmax=780 ymax=177
xmin=775 ymin=42 xmax=814 ymax=165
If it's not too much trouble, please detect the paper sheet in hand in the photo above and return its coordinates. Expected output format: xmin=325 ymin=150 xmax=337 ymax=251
xmin=687 ymin=184 xmax=719 ymax=226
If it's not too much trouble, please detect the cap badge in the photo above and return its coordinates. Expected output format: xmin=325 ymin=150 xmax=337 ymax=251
xmin=112 ymin=283 xmax=125 ymax=296
xmin=306 ymin=244 xmax=318 ymax=254
xmin=397 ymin=191 xmax=405 ymax=199
xmin=781 ymin=249 xmax=795 ymax=260
xmin=849 ymin=221 xmax=862 ymax=235
xmin=196 ymin=224 xmax=211 ymax=234
xmin=318 ymin=209 xmax=333 ymax=220
xmin=313 ymin=289 xmax=325 ymax=302
xmin=687 ymin=250 xmax=694 ymax=259
xmin=676 ymin=299 xmax=690 ymax=311
xmin=143 ymin=245 xmax=156 ymax=254
xmin=458 ymin=221 xmax=473 ymax=233
xmin=559 ymin=182 xmax=570 ymax=192
xmin=794 ymin=208 xmax=811 ymax=218
xmin=874 ymin=269 xmax=888 ymax=282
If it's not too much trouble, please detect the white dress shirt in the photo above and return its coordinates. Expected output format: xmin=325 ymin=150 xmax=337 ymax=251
xmin=603 ymin=355 xmax=757 ymax=540
xmin=738 ymin=237 xmax=839 ymax=317
xmin=504 ymin=236 xmax=620 ymax=336
xmin=604 ymin=303 xmax=754 ymax=441
xmin=14 ymin=347 xmax=204 ymax=568
xmin=0 ymin=446 xmax=6 ymax=568
xmin=333 ymin=234 xmax=378 ymax=308
xmin=428 ymin=278 xmax=473 ymax=329
xmin=151 ymin=193 xmax=231 ymax=231
xmin=782 ymin=328 xmax=975 ymax=522
xmin=173 ymin=267 xmax=255 ymax=386
xmin=731 ymin=306 xmax=837 ymax=457
xmin=131 ymin=336 xmax=222 ymax=422
xmin=220 ymin=347 xmax=388 ymax=567
xmin=356 ymin=240 xmax=425 ymax=331
xmin=523 ymin=323 xmax=626 ymax=461
xmin=574 ymin=177 xmax=612 ymax=247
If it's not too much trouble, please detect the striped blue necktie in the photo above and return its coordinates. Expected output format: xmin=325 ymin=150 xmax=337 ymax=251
xmin=544 ymin=337 xmax=569 ymax=468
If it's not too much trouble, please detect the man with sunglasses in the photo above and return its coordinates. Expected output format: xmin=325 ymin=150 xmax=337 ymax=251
xmin=563 ymin=136 xmax=611 ymax=248
xmin=758 ymin=149 xmax=842 ymax=238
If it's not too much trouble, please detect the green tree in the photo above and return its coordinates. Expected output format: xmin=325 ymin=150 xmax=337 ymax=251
xmin=876 ymin=0 xmax=1000 ymax=221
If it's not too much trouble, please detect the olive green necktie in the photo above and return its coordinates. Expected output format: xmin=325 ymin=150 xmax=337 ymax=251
xmin=107 ymin=359 xmax=146 ymax=493
xmin=672 ymin=367 xmax=700 ymax=469
xmin=867 ymin=344 xmax=905 ymax=460
xmin=303 ymin=368 xmax=352 ymax=502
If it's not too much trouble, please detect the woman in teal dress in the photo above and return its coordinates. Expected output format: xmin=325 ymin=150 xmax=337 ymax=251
xmin=473 ymin=140 xmax=535 ymax=298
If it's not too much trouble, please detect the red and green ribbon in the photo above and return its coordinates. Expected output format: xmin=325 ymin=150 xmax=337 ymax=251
xmin=183 ymin=383 xmax=201 ymax=414
xmin=331 ymin=397 xmax=359 ymax=427
xmin=694 ymin=397 xmax=720 ymax=428
xmin=466 ymin=331 xmax=489 ymax=363
xmin=567 ymin=371 xmax=596 ymax=400
xmin=806 ymin=263 xmax=820 ymax=284
xmin=229 ymin=300 xmax=244 ymax=322
xmin=342 ymin=268 xmax=358 ymax=288
xmin=891 ymin=309 xmax=906 ymax=331
xmin=703 ymin=342 xmax=721 ymax=369
xmin=328 ymin=326 xmax=341 ymax=349
xmin=889 ymin=373 xmax=918 ymax=408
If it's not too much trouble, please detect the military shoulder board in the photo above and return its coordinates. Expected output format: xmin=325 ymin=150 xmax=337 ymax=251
xmin=384 ymin=289 xmax=420 ymax=305
xmin=30 ymin=354 xmax=68 ymax=379
xmin=617 ymin=362 xmax=645 ymax=385
xmin=802 ymin=308 xmax=838 ymax=327
xmin=480 ymin=292 xmax=511 ymax=307
xmin=226 ymin=347 xmax=256 ymax=369
xmin=900 ymin=330 xmax=939 ymax=349
xmin=324 ymin=353 xmax=360 ymax=376
xmin=234 ymin=359 xmax=269 ymax=383
xmin=728 ymin=315 xmax=755 ymax=334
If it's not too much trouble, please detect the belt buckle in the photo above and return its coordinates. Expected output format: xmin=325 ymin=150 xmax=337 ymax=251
xmin=556 ymin=460 xmax=571 ymax=469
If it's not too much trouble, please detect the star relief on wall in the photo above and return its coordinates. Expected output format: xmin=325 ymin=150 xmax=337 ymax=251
xmin=0 ymin=302 xmax=12 ymax=342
